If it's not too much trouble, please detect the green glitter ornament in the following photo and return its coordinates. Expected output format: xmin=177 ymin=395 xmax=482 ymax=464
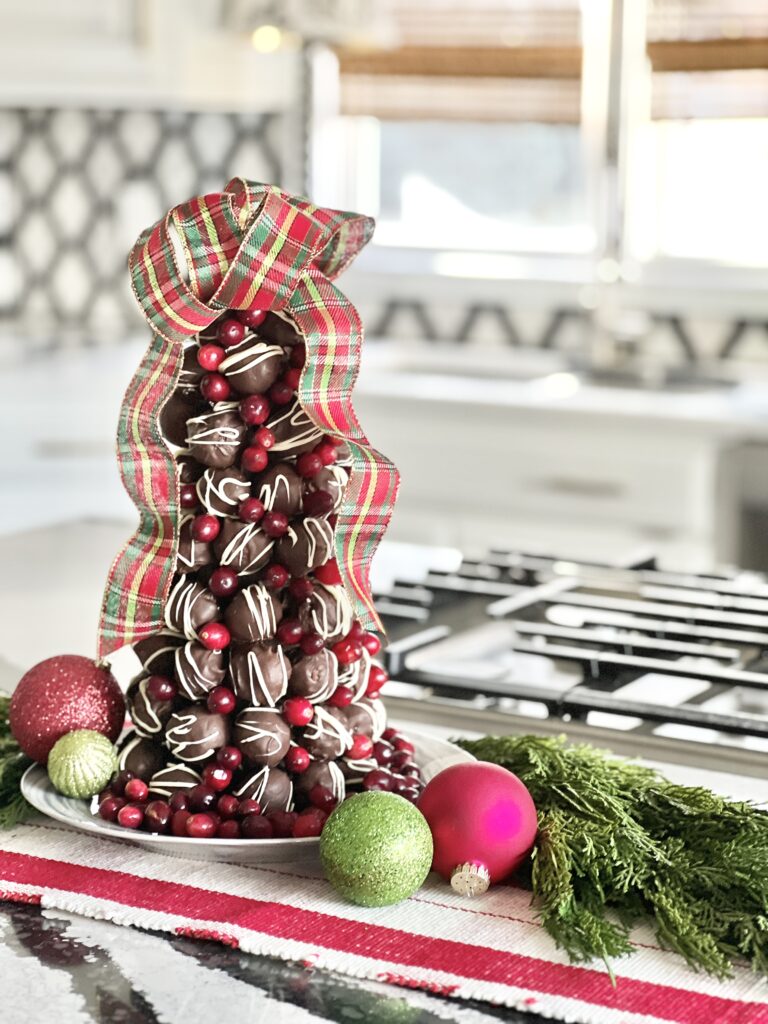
xmin=47 ymin=729 xmax=117 ymax=799
xmin=320 ymin=792 xmax=433 ymax=907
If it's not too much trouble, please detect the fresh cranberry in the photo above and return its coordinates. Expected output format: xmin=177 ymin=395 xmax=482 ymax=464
xmin=144 ymin=800 xmax=172 ymax=834
xmin=217 ymin=318 xmax=245 ymax=348
xmin=216 ymin=746 xmax=243 ymax=771
xmin=329 ymin=685 xmax=354 ymax=708
xmin=217 ymin=819 xmax=242 ymax=839
xmin=309 ymin=785 xmax=337 ymax=813
xmin=117 ymin=804 xmax=144 ymax=829
xmin=185 ymin=813 xmax=217 ymax=838
xmin=98 ymin=788 xmax=114 ymax=804
xmin=292 ymin=808 xmax=327 ymax=838
xmin=362 ymin=769 xmax=393 ymax=792
xmin=188 ymin=784 xmax=217 ymax=813
xmin=169 ymin=793 xmax=189 ymax=813
xmin=236 ymin=798 xmax=261 ymax=818
xmin=283 ymin=697 xmax=314 ymax=727
xmin=124 ymin=778 xmax=149 ymax=802
xmin=254 ymin=426 xmax=275 ymax=449
xmin=290 ymin=578 xmax=314 ymax=601
xmin=179 ymin=484 xmax=198 ymax=509
xmin=367 ymin=665 xmax=389 ymax=694
xmin=332 ymin=638 xmax=363 ymax=665
xmin=200 ymin=373 xmax=231 ymax=402
xmin=262 ymin=511 xmax=289 ymax=538
xmin=373 ymin=740 xmax=395 ymax=766
xmin=396 ymin=785 xmax=421 ymax=804
xmin=197 ymin=343 xmax=225 ymax=371
xmin=393 ymin=738 xmax=415 ymax=756
xmin=299 ymin=631 xmax=324 ymax=656
xmin=284 ymin=746 xmax=310 ymax=774
xmin=241 ymin=445 xmax=269 ymax=473
xmin=269 ymin=380 xmax=294 ymax=405
xmin=390 ymin=750 xmax=412 ymax=772
xmin=171 ymin=809 xmax=191 ymax=836
xmin=217 ymin=794 xmax=240 ymax=819
xmin=146 ymin=675 xmax=176 ymax=702
xmin=268 ymin=810 xmax=299 ymax=838
xmin=202 ymin=763 xmax=232 ymax=791
xmin=402 ymin=763 xmax=422 ymax=778
xmin=238 ymin=496 xmax=265 ymax=524
xmin=277 ymin=618 xmax=303 ymax=646
xmin=209 ymin=566 xmax=239 ymax=598
xmin=302 ymin=490 xmax=334 ymax=517
xmin=98 ymin=796 xmax=125 ymax=822
xmin=361 ymin=632 xmax=381 ymax=656
xmin=347 ymin=621 xmax=366 ymax=641
xmin=314 ymin=559 xmax=342 ymax=585
xmin=238 ymin=308 xmax=266 ymax=329
xmin=192 ymin=514 xmax=220 ymax=543
xmin=296 ymin=452 xmax=323 ymax=478
xmin=241 ymin=814 xmax=274 ymax=839
xmin=282 ymin=367 xmax=302 ymax=391
xmin=314 ymin=441 xmax=338 ymax=466
xmin=239 ymin=394 xmax=271 ymax=425
xmin=348 ymin=734 xmax=373 ymax=760
xmin=366 ymin=689 xmax=381 ymax=701
xmin=382 ymin=727 xmax=399 ymax=742
xmin=207 ymin=686 xmax=236 ymax=714
xmin=325 ymin=434 xmax=345 ymax=447
xmin=199 ymin=622 xmax=231 ymax=651
xmin=263 ymin=563 xmax=289 ymax=590
xmin=289 ymin=342 xmax=306 ymax=368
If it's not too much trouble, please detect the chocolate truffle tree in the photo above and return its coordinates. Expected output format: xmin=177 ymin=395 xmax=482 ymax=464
xmin=96 ymin=180 xmax=419 ymax=839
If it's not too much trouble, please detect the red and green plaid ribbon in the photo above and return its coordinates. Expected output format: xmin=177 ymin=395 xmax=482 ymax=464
xmin=98 ymin=179 xmax=398 ymax=657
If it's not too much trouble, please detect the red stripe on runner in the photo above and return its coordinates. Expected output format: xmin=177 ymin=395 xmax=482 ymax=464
xmin=0 ymin=852 xmax=763 ymax=1024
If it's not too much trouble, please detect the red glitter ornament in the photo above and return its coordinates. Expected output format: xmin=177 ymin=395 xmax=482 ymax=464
xmin=9 ymin=655 xmax=125 ymax=763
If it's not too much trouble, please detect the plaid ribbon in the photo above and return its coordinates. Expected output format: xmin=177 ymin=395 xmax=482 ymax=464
xmin=98 ymin=179 xmax=398 ymax=657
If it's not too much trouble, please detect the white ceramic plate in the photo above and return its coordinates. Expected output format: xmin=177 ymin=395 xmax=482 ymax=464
xmin=20 ymin=728 xmax=473 ymax=863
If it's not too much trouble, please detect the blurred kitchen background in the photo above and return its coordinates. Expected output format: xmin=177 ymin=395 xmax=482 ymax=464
xmin=2 ymin=0 xmax=768 ymax=580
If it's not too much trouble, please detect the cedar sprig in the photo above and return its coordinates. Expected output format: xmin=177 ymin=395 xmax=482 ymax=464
xmin=0 ymin=695 xmax=34 ymax=828
xmin=457 ymin=734 xmax=768 ymax=979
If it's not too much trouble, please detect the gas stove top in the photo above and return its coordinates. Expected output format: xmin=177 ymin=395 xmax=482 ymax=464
xmin=376 ymin=548 xmax=768 ymax=778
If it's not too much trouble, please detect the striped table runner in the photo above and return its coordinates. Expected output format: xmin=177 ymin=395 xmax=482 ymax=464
xmin=0 ymin=821 xmax=765 ymax=1024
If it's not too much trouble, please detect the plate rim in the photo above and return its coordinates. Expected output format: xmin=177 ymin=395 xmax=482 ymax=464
xmin=20 ymin=727 xmax=473 ymax=853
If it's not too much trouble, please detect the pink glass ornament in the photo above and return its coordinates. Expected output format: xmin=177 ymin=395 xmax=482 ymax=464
xmin=417 ymin=761 xmax=537 ymax=897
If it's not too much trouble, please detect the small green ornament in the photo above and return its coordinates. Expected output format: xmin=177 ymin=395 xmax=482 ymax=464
xmin=320 ymin=791 xmax=433 ymax=907
xmin=47 ymin=730 xmax=117 ymax=799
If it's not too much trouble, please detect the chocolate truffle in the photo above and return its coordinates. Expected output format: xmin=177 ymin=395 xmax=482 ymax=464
xmin=233 ymin=765 xmax=293 ymax=813
xmin=259 ymin=311 xmax=301 ymax=347
xmin=277 ymin=517 xmax=334 ymax=577
xmin=196 ymin=466 xmax=251 ymax=517
xmin=161 ymin=391 xmax=204 ymax=448
xmin=148 ymin=763 xmax=202 ymax=801
xmin=298 ymin=583 xmax=354 ymax=642
xmin=304 ymin=465 xmax=348 ymax=512
xmin=116 ymin=732 xmax=166 ymax=781
xmin=337 ymin=648 xmax=370 ymax=703
xmin=176 ymin=514 xmax=213 ymax=573
xmin=177 ymin=452 xmax=203 ymax=484
xmin=213 ymin=520 xmax=274 ymax=576
xmin=293 ymin=759 xmax=345 ymax=806
xmin=229 ymin=643 xmax=290 ymax=707
xmin=219 ymin=336 xmax=284 ymax=395
xmin=344 ymin=697 xmax=387 ymax=741
xmin=127 ymin=676 xmax=174 ymax=738
xmin=233 ymin=707 xmax=291 ymax=767
xmin=178 ymin=343 xmax=205 ymax=394
xmin=266 ymin=398 xmax=322 ymax=456
xmin=302 ymin=705 xmax=352 ymax=761
xmin=164 ymin=577 xmax=219 ymax=639
xmin=254 ymin=463 xmax=303 ymax=516
xmin=186 ymin=408 xmax=246 ymax=468
xmin=174 ymin=640 xmax=226 ymax=701
xmin=165 ymin=706 xmax=231 ymax=763
xmin=132 ymin=629 xmax=185 ymax=679
xmin=289 ymin=648 xmax=338 ymax=704
xmin=340 ymin=755 xmax=378 ymax=786
xmin=225 ymin=584 xmax=283 ymax=643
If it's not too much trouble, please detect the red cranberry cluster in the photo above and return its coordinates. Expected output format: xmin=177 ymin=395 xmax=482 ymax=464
xmin=99 ymin=306 xmax=412 ymax=840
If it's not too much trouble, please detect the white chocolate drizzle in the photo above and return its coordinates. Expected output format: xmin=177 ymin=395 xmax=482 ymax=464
xmin=303 ymin=584 xmax=354 ymax=640
xmin=165 ymin=711 xmax=227 ymax=762
xmin=280 ymin=517 xmax=333 ymax=574
xmin=219 ymin=337 xmax=283 ymax=381
xmin=196 ymin=467 xmax=250 ymax=517
xmin=217 ymin=522 xmax=274 ymax=575
xmin=164 ymin=577 xmax=217 ymax=639
xmin=233 ymin=766 xmax=294 ymax=812
xmin=339 ymin=647 xmax=371 ymax=703
xmin=148 ymin=764 xmax=202 ymax=798
xmin=130 ymin=677 xmax=165 ymax=736
xmin=267 ymin=398 xmax=322 ymax=453
xmin=303 ymin=705 xmax=353 ymax=758
xmin=234 ymin=707 xmax=289 ymax=762
xmin=236 ymin=584 xmax=280 ymax=641
xmin=175 ymin=641 xmax=225 ymax=700
xmin=231 ymin=644 xmax=289 ymax=707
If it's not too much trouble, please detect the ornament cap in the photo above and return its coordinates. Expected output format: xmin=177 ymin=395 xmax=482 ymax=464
xmin=450 ymin=862 xmax=491 ymax=898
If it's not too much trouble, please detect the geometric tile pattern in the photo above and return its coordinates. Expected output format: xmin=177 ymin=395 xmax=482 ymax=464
xmin=0 ymin=107 xmax=282 ymax=349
